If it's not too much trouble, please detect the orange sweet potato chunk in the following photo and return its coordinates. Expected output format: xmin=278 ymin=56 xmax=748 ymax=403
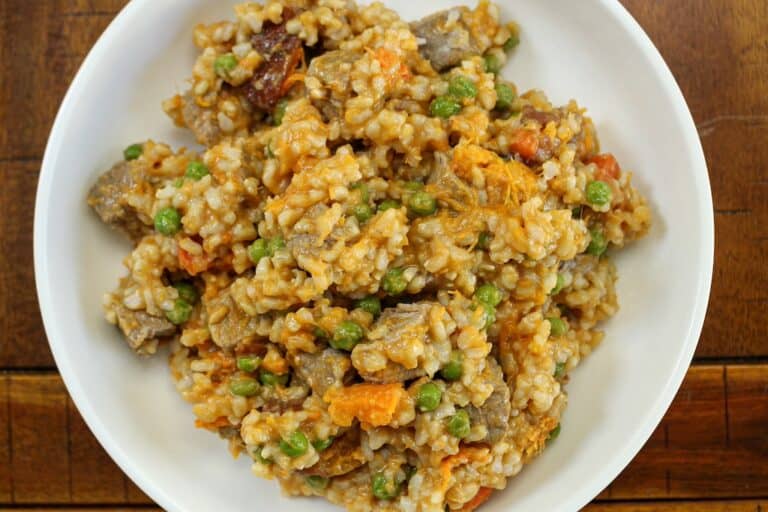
xmin=325 ymin=383 xmax=407 ymax=427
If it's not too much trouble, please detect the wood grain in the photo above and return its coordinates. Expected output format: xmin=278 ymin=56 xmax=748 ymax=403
xmin=0 ymin=366 xmax=765 ymax=506
xmin=3 ymin=504 xmax=768 ymax=512
xmin=0 ymin=162 xmax=51 ymax=368
xmin=620 ymin=0 xmax=768 ymax=358
xmin=585 ymin=501 xmax=768 ymax=512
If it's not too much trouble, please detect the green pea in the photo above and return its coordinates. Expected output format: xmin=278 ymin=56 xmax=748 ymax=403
xmin=371 ymin=472 xmax=399 ymax=500
xmin=272 ymin=98 xmax=288 ymax=126
xmin=352 ymin=203 xmax=374 ymax=224
xmin=550 ymin=274 xmax=565 ymax=295
xmin=547 ymin=317 xmax=568 ymax=337
xmin=279 ymin=430 xmax=309 ymax=458
xmin=214 ymin=53 xmax=238 ymax=78
xmin=440 ymin=350 xmax=463 ymax=381
xmin=554 ymin=362 xmax=566 ymax=379
xmin=407 ymin=191 xmax=437 ymax=216
xmin=503 ymin=34 xmax=520 ymax=52
xmin=547 ymin=423 xmax=561 ymax=443
xmin=351 ymin=182 xmax=370 ymax=202
xmin=331 ymin=320 xmax=364 ymax=351
xmin=355 ymin=296 xmax=382 ymax=318
xmin=381 ymin=267 xmax=407 ymax=296
xmin=173 ymin=177 xmax=185 ymax=188
xmin=429 ymin=95 xmax=462 ymax=119
xmin=229 ymin=377 xmax=260 ymax=397
xmin=475 ymin=283 xmax=502 ymax=307
xmin=123 ymin=143 xmax=143 ymax=161
xmin=312 ymin=437 xmax=334 ymax=452
xmin=448 ymin=75 xmax=477 ymax=99
xmin=165 ymin=299 xmax=192 ymax=325
xmin=185 ymin=161 xmax=210 ymax=180
xmin=259 ymin=370 xmax=289 ymax=387
xmin=173 ymin=281 xmax=199 ymax=304
xmin=416 ymin=382 xmax=442 ymax=412
xmin=254 ymin=446 xmax=272 ymax=464
xmin=378 ymin=199 xmax=402 ymax=212
xmin=248 ymin=239 xmax=269 ymax=264
xmin=267 ymin=235 xmax=285 ymax=255
xmin=313 ymin=326 xmax=329 ymax=340
xmin=154 ymin=207 xmax=182 ymax=236
xmin=586 ymin=180 xmax=612 ymax=206
xmin=305 ymin=475 xmax=329 ymax=490
xmin=477 ymin=231 xmax=492 ymax=250
xmin=447 ymin=409 xmax=471 ymax=438
xmin=587 ymin=228 xmax=608 ymax=256
xmin=484 ymin=53 xmax=502 ymax=74
xmin=403 ymin=181 xmax=423 ymax=192
xmin=236 ymin=355 xmax=262 ymax=373
xmin=479 ymin=302 xmax=496 ymax=330
xmin=495 ymin=83 xmax=515 ymax=110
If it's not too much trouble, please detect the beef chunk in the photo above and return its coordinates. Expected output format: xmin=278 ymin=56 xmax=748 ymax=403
xmin=292 ymin=348 xmax=353 ymax=398
xmin=303 ymin=427 xmax=367 ymax=478
xmin=112 ymin=302 xmax=176 ymax=353
xmin=87 ymin=161 xmax=150 ymax=241
xmin=466 ymin=358 xmax=511 ymax=443
xmin=411 ymin=8 xmax=478 ymax=71
xmin=206 ymin=289 xmax=262 ymax=348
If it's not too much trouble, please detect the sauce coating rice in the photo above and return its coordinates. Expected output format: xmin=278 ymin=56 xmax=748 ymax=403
xmin=87 ymin=1 xmax=651 ymax=510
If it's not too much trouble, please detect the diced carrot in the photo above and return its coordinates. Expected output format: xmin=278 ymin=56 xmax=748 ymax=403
xmin=587 ymin=153 xmax=621 ymax=180
xmin=460 ymin=487 xmax=494 ymax=511
xmin=508 ymin=129 xmax=539 ymax=159
xmin=324 ymin=383 xmax=407 ymax=427
xmin=374 ymin=47 xmax=411 ymax=82
xmin=179 ymin=248 xmax=210 ymax=275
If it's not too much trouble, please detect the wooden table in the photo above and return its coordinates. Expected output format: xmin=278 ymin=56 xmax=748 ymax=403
xmin=1 ymin=1 xmax=766 ymax=511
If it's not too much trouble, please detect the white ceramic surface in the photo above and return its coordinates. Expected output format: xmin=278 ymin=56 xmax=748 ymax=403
xmin=34 ymin=0 xmax=713 ymax=511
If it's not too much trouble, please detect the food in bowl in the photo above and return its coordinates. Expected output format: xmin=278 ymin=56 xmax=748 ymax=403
xmin=87 ymin=0 xmax=651 ymax=509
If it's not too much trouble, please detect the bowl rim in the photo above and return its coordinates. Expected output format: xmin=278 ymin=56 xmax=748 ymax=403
xmin=33 ymin=0 xmax=714 ymax=510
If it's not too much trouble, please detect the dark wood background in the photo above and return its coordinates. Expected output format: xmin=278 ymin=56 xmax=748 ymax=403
xmin=1 ymin=1 xmax=767 ymax=511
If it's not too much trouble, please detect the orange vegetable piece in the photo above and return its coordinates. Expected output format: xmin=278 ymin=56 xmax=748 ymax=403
xmin=587 ymin=153 xmax=621 ymax=180
xmin=178 ymin=248 xmax=210 ymax=275
xmin=508 ymin=129 xmax=539 ymax=159
xmin=460 ymin=487 xmax=494 ymax=511
xmin=324 ymin=383 xmax=407 ymax=427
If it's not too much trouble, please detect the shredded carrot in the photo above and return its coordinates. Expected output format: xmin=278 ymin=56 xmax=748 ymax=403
xmin=508 ymin=129 xmax=539 ymax=159
xmin=282 ymin=72 xmax=306 ymax=89
xmin=195 ymin=416 xmax=230 ymax=430
xmin=324 ymin=383 xmax=407 ymax=427
xmin=460 ymin=487 xmax=494 ymax=511
xmin=438 ymin=447 xmax=490 ymax=495
xmin=587 ymin=153 xmax=621 ymax=180
xmin=373 ymin=47 xmax=411 ymax=82
xmin=178 ymin=248 xmax=210 ymax=275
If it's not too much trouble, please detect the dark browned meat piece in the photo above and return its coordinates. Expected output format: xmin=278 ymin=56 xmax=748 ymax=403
xmin=519 ymin=106 xmax=562 ymax=164
xmin=410 ymin=8 xmax=478 ymax=71
xmin=206 ymin=289 xmax=262 ymax=349
xmin=245 ymin=16 xmax=303 ymax=110
xmin=466 ymin=358 xmax=511 ymax=444
xmin=179 ymin=91 xmax=222 ymax=147
xmin=112 ymin=302 xmax=177 ymax=353
xmin=292 ymin=348 xmax=353 ymax=398
xmin=87 ymin=161 xmax=151 ymax=241
xmin=304 ymin=427 xmax=367 ymax=478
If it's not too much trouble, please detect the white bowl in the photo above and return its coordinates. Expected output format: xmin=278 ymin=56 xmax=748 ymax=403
xmin=34 ymin=0 xmax=713 ymax=510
